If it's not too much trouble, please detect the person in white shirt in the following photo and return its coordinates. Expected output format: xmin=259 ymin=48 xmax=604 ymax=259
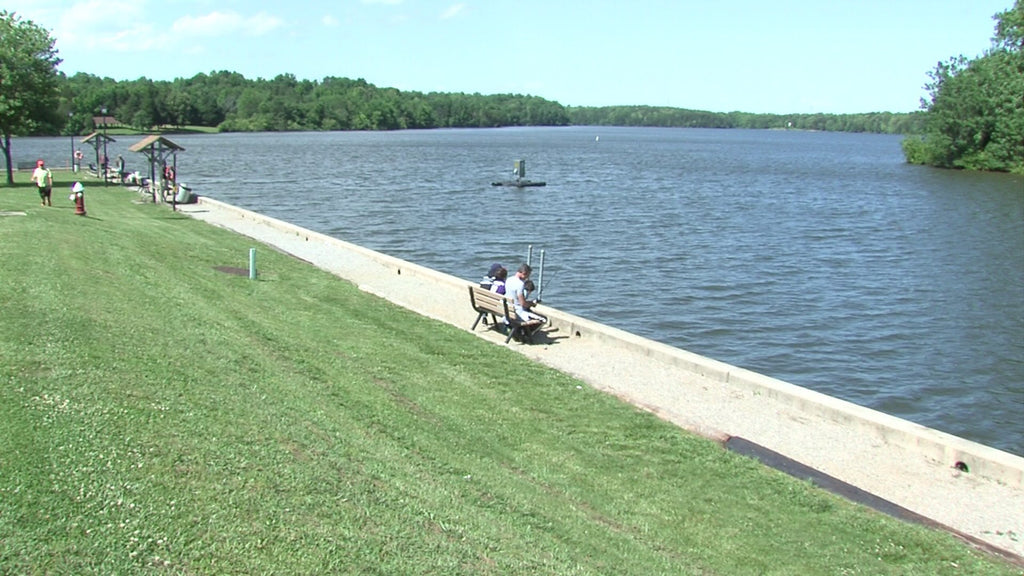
xmin=506 ymin=263 xmax=545 ymax=323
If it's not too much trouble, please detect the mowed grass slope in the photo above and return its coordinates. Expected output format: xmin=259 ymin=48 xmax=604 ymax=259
xmin=0 ymin=174 xmax=1016 ymax=575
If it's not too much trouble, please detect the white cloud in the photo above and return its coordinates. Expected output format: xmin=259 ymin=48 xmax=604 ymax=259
xmin=246 ymin=12 xmax=285 ymax=36
xmin=440 ymin=4 xmax=466 ymax=20
xmin=55 ymin=0 xmax=149 ymax=48
xmin=61 ymin=0 xmax=143 ymax=27
xmin=322 ymin=14 xmax=339 ymax=27
xmin=47 ymin=3 xmax=284 ymax=60
xmin=172 ymin=11 xmax=242 ymax=36
xmin=98 ymin=24 xmax=163 ymax=52
xmin=171 ymin=10 xmax=284 ymax=37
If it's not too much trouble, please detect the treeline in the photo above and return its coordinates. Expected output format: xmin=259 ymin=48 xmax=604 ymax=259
xmin=56 ymin=72 xmax=923 ymax=136
xmin=60 ymin=72 xmax=572 ymax=133
xmin=567 ymin=106 xmax=925 ymax=134
xmin=902 ymin=1 xmax=1023 ymax=173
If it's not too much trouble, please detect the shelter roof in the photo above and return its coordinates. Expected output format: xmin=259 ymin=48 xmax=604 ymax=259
xmin=128 ymin=135 xmax=186 ymax=153
xmin=81 ymin=132 xmax=116 ymax=144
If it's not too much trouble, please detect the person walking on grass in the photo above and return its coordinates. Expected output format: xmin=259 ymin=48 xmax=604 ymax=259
xmin=31 ymin=160 xmax=53 ymax=206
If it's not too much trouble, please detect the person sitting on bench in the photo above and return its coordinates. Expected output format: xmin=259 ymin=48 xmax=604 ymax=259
xmin=522 ymin=279 xmax=547 ymax=323
xmin=506 ymin=263 xmax=546 ymax=325
xmin=480 ymin=262 xmax=504 ymax=290
xmin=524 ymin=279 xmax=540 ymax=304
xmin=489 ymin=266 xmax=508 ymax=295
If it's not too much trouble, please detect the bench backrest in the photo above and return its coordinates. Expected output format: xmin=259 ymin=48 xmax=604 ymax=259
xmin=469 ymin=285 xmax=511 ymax=319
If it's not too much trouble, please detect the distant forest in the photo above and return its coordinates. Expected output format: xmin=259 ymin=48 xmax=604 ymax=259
xmin=57 ymin=72 xmax=924 ymax=136
xmin=567 ymin=106 xmax=923 ymax=133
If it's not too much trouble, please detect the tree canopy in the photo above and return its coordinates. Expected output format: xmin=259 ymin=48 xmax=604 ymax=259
xmin=53 ymin=72 xmax=924 ymax=138
xmin=58 ymin=72 xmax=571 ymax=134
xmin=0 ymin=10 xmax=62 ymax=184
xmin=902 ymin=1 xmax=1024 ymax=173
xmin=566 ymin=106 xmax=924 ymax=134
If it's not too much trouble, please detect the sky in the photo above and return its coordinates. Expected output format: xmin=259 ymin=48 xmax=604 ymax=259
xmin=7 ymin=0 xmax=1013 ymax=114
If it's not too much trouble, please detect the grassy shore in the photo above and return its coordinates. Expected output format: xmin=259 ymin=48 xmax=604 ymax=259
xmin=0 ymin=174 xmax=1017 ymax=575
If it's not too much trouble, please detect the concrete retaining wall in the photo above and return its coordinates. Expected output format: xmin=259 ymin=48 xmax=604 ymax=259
xmin=194 ymin=196 xmax=1024 ymax=489
xmin=544 ymin=309 xmax=1023 ymax=488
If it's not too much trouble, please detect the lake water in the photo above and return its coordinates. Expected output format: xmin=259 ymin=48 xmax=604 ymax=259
xmin=14 ymin=127 xmax=1024 ymax=456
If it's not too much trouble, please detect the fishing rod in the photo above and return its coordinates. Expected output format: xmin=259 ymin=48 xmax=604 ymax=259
xmin=526 ymin=245 xmax=548 ymax=303
xmin=537 ymin=249 xmax=545 ymax=302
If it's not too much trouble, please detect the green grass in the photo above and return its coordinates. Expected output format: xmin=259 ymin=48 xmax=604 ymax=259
xmin=1 ymin=174 xmax=1019 ymax=575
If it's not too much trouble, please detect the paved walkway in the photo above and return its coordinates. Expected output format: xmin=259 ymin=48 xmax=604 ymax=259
xmin=177 ymin=198 xmax=1023 ymax=563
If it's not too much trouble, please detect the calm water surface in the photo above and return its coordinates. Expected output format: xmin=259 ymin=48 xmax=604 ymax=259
xmin=16 ymin=127 xmax=1024 ymax=455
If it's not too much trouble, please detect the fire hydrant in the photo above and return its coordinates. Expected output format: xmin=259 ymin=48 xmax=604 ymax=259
xmin=70 ymin=182 xmax=86 ymax=216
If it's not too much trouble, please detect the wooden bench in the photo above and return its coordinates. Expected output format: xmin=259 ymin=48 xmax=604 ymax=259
xmin=468 ymin=285 xmax=544 ymax=344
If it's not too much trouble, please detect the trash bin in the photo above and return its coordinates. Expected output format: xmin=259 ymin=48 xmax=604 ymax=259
xmin=175 ymin=184 xmax=193 ymax=204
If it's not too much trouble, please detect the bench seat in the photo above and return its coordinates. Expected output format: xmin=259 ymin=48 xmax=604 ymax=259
xmin=468 ymin=285 xmax=543 ymax=344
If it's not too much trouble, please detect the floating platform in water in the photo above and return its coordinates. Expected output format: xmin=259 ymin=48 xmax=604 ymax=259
xmin=493 ymin=159 xmax=546 ymax=187
xmin=491 ymin=179 xmax=546 ymax=187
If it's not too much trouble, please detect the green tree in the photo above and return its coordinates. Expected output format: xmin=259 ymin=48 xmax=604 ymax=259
xmin=903 ymin=1 xmax=1024 ymax=172
xmin=121 ymin=79 xmax=163 ymax=131
xmin=0 ymin=11 xmax=62 ymax=184
xmin=165 ymin=84 xmax=194 ymax=127
xmin=995 ymin=0 xmax=1024 ymax=49
xmin=57 ymin=71 xmax=570 ymax=133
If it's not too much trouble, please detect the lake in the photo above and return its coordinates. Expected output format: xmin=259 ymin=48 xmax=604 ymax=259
xmin=14 ymin=127 xmax=1024 ymax=456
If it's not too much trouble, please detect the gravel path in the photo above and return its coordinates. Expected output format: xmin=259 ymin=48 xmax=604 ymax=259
xmin=178 ymin=197 xmax=1024 ymax=562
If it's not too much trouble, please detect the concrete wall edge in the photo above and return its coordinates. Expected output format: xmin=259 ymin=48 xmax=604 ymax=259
xmin=194 ymin=197 xmax=1024 ymax=489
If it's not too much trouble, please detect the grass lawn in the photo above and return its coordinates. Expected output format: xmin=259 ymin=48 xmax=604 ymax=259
xmin=0 ymin=173 xmax=1018 ymax=575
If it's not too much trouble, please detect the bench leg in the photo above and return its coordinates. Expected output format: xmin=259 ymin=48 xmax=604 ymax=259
xmin=471 ymin=312 xmax=487 ymax=330
xmin=506 ymin=320 xmax=536 ymax=344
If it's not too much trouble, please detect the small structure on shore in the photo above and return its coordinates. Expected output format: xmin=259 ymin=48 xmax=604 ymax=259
xmin=491 ymin=159 xmax=546 ymax=187
xmin=128 ymin=135 xmax=186 ymax=207
xmin=80 ymin=132 xmax=116 ymax=179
